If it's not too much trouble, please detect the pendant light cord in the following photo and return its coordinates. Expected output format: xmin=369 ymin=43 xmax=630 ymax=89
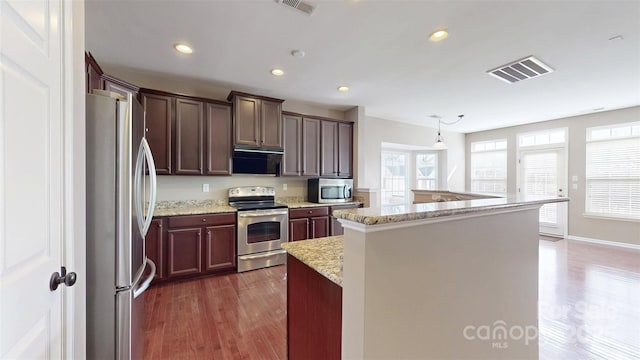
xmin=440 ymin=114 xmax=465 ymax=126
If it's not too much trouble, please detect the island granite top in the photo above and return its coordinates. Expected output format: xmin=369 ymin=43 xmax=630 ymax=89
xmin=333 ymin=195 xmax=569 ymax=226
xmin=281 ymin=236 xmax=343 ymax=287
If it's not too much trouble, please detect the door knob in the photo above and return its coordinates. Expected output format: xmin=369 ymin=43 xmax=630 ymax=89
xmin=49 ymin=266 xmax=77 ymax=291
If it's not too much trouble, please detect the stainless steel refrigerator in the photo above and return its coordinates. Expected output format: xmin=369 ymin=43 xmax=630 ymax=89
xmin=86 ymin=92 xmax=157 ymax=359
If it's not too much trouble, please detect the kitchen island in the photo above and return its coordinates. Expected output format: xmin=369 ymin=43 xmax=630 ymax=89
xmin=283 ymin=194 xmax=568 ymax=360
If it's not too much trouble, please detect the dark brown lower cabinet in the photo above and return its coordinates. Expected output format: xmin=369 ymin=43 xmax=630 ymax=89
xmin=145 ymin=218 xmax=165 ymax=284
xmin=204 ymin=224 xmax=236 ymax=272
xmin=310 ymin=217 xmax=329 ymax=239
xmin=289 ymin=207 xmax=329 ymax=241
xmin=287 ymin=255 xmax=342 ymax=360
xmin=167 ymin=228 xmax=203 ymax=278
xmin=158 ymin=213 xmax=236 ymax=281
xmin=289 ymin=218 xmax=309 ymax=241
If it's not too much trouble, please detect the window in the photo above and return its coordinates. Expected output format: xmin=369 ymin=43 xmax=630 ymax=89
xmin=470 ymin=139 xmax=507 ymax=194
xmin=381 ymin=151 xmax=409 ymax=205
xmin=585 ymin=122 xmax=640 ymax=219
xmin=415 ymin=153 xmax=438 ymax=190
xmin=519 ymin=129 xmax=566 ymax=147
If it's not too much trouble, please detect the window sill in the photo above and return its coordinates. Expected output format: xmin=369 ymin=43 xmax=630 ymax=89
xmin=583 ymin=213 xmax=640 ymax=223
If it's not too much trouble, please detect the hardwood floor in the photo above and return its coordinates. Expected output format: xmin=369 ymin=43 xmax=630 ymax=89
xmin=143 ymin=267 xmax=287 ymax=360
xmin=144 ymin=239 xmax=640 ymax=359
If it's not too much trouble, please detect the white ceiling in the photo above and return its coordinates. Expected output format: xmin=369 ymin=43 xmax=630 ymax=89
xmin=85 ymin=0 xmax=640 ymax=133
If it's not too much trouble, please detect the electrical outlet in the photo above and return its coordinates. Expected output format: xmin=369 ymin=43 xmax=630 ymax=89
xmin=283 ymin=184 xmax=288 ymax=191
xmin=203 ymin=184 xmax=210 ymax=192
xmin=572 ymin=183 xmax=578 ymax=190
xmin=572 ymin=175 xmax=578 ymax=182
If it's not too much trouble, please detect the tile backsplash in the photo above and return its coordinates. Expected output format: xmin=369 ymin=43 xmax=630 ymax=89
xmin=155 ymin=175 xmax=308 ymax=202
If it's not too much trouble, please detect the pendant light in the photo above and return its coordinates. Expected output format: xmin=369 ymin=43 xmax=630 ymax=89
xmin=432 ymin=114 xmax=464 ymax=150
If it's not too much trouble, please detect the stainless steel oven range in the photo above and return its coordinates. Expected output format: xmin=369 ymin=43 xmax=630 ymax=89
xmin=229 ymin=186 xmax=289 ymax=272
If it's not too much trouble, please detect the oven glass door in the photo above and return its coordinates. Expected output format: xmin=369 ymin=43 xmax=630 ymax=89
xmin=237 ymin=209 xmax=288 ymax=256
xmin=247 ymin=221 xmax=281 ymax=244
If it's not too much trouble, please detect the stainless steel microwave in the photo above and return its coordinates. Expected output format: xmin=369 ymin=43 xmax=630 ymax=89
xmin=308 ymin=178 xmax=353 ymax=203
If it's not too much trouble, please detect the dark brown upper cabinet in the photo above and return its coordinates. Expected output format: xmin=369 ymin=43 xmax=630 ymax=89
xmin=85 ymin=52 xmax=103 ymax=94
xmin=338 ymin=122 xmax=353 ymax=178
xmin=320 ymin=120 xmax=353 ymax=178
xmin=303 ymin=118 xmax=321 ymax=177
xmin=321 ymin=121 xmax=339 ymax=177
xmin=141 ymin=91 xmax=173 ymax=175
xmin=282 ymin=114 xmax=321 ymax=177
xmin=102 ymin=74 xmax=139 ymax=99
xmin=227 ymin=91 xmax=284 ymax=150
xmin=205 ymin=103 xmax=232 ymax=175
xmin=282 ymin=114 xmax=302 ymax=176
xmin=175 ymin=98 xmax=204 ymax=175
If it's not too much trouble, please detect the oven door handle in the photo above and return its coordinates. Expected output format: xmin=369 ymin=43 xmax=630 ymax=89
xmin=238 ymin=210 xmax=289 ymax=218
xmin=238 ymin=249 xmax=287 ymax=260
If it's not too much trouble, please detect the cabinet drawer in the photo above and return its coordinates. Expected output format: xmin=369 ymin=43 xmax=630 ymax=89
xmin=289 ymin=207 xmax=329 ymax=219
xmin=168 ymin=213 xmax=235 ymax=228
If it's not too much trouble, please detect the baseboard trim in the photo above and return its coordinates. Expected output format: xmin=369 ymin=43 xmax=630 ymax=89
xmin=567 ymin=235 xmax=640 ymax=250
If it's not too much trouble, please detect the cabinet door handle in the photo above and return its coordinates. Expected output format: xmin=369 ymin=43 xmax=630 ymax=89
xmin=306 ymin=219 xmax=310 ymax=239
xmin=202 ymin=218 xmax=206 ymax=222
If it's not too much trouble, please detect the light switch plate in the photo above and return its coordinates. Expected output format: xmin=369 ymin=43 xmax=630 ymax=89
xmin=572 ymin=183 xmax=578 ymax=190
xmin=203 ymin=184 xmax=210 ymax=192
xmin=572 ymin=175 xmax=578 ymax=182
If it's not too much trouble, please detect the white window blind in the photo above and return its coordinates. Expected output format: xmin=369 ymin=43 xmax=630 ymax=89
xmin=416 ymin=153 xmax=438 ymax=190
xmin=471 ymin=140 xmax=507 ymax=194
xmin=586 ymin=123 xmax=640 ymax=219
xmin=381 ymin=151 xmax=409 ymax=205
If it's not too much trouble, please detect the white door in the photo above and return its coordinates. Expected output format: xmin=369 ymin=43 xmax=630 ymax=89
xmin=519 ymin=148 xmax=567 ymax=237
xmin=1 ymin=0 xmax=75 ymax=358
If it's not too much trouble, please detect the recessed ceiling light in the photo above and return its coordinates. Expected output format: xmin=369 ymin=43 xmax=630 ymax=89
xmin=174 ymin=43 xmax=193 ymax=54
xmin=271 ymin=68 xmax=285 ymax=76
xmin=337 ymin=86 xmax=350 ymax=92
xmin=428 ymin=29 xmax=449 ymax=42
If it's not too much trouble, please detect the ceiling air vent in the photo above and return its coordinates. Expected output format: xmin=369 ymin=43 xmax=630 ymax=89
xmin=276 ymin=0 xmax=316 ymax=15
xmin=487 ymin=56 xmax=554 ymax=84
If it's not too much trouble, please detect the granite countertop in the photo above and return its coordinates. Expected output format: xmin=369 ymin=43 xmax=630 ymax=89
xmin=152 ymin=200 xmax=236 ymax=217
xmin=281 ymin=236 xmax=343 ymax=287
xmin=151 ymin=199 xmax=363 ymax=217
xmin=284 ymin=201 xmax=362 ymax=209
xmin=333 ymin=195 xmax=569 ymax=225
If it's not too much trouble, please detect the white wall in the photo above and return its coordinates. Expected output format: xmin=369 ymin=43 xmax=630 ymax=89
xmin=356 ymin=115 xmax=466 ymax=204
xmin=466 ymin=106 xmax=640 ymax=246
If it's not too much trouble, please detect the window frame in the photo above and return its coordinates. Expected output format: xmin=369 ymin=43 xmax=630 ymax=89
xmin=415 ymin=151 xmax=439 ymax=190
xmin=380 ymin=150 xmax=410 ymax=206
xmin=584 ymin=122 xmax=640 ymax=221
xmin=470 ymin=139 xmax=508 ymax=195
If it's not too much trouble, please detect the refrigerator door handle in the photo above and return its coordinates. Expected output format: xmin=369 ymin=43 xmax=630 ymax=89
xmin=141 ymin=138 xmax=157 ymax=236
xmin=133 ymin=258 xmax=156 ymax=299
xmin=134 ymin=138 xmax=157 ymax=238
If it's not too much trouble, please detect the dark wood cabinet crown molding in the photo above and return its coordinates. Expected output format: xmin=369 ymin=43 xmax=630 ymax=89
xmin=101 ymin=74 xmax=139 ymax=92
xmin=140 ymin=88 xmax=231 ymax=106
xmin=226 ymin=91 xmax=285 ymax=103
xmin=302 ymin=114 xmax=354 ymax=124
xmin=85 ymin=51 xmax=104 ymax=75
